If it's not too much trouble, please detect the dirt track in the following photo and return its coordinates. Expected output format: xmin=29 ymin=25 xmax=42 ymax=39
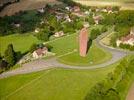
xmin=0 ymin=0 xmax=60 ymax=17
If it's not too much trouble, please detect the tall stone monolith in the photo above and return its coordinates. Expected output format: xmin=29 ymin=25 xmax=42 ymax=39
xmin=79 ymin=28 xmax=88 ymax=57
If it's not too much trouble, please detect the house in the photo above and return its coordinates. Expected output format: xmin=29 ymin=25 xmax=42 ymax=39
xmin=73 ymin=6 xmax=81 ymax=12
xmin=116 ymin=28 xmax=134 ymax=46
xmin=54 ymin=31 xmax=64 ymax=37
xmin=83 ymin=22 xmax=90 ymax=28
xmin=11 ymin=22 xmax=21 ymax=28
xmin=106 ymin=6 xmax=113 ymax=13
xmin=64 ymin=15 xmax=72 ymax=22
xmin=84 ymin=11 xmax=90 ymax=15
xmin=37 ymin=8 xmax=45 ymax=13
xmin=65 ymin=6 xmax=71 ymax=11
xmin=93 ymin=15 xmax=102 ymax=25
xmin=35 ymin=28 xmax=40 ymax=33
xmin=32 ymin=47 xmax=48 ymax=59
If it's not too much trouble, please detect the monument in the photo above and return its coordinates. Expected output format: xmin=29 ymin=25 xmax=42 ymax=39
xmin=79 ymin=27 xmax=88 ymax=57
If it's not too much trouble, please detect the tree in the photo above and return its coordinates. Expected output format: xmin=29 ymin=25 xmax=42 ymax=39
xmin=29 ymin=44 xmax=37 ymax=53
xmin=90 ymin=28 xmax=100 ymax=40
xmin=36 ymin=28 xmax=50 ymax=41
xmin=4 ymin=44 xmax=16 ymax=67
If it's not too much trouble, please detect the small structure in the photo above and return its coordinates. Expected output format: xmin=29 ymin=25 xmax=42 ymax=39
xmin=65 ymin=6 xmax=70 ymax=11
xmin=35 ymin=28 xmax=40 ymax=33
xmin=83 ymin=22 xmax=90 ymax=28
xmin=37 ymin=8 xmax=45 ymax=13
xmin=32 ymin=47 xmax=48 ymax=59
xmin=64 ymin=15 xmax=72 ymax=22
xmin=73 ymin=6 xmax=81 ymax=12
xmin=54 ymin=31 xmax=64 ymax=37
xmin=116 ymin=28 xmax=134 ymax=46
xmin=93 ymin=15 xmax=102 ymax=25
xmin=106 ymin=6 xmax=113 ymax=13
xmin=79 ymin=28 xmax=88 ymax=57
xmin=12 ymin=22 xmax=21 ymax=28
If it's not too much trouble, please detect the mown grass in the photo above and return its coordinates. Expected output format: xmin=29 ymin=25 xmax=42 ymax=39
xmin=47 ymin=25 xmax=111 ymax=66
xmin=0 ymin=65 xmax=116 ymax=100
xmin=0 ymin=34 xmax=41 ymax=55
xmin=58 ymin=42 xmax=112 ymax=66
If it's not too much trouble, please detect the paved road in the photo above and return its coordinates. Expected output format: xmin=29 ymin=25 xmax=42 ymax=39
xmin=126 ymin=83 xmax=134 ymax=100
xmin=0 ymin=30 xmax=134 ymax=79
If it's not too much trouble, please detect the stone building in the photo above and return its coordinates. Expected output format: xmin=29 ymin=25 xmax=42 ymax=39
xmin=79 ymin=28 xmax=88 ymax=57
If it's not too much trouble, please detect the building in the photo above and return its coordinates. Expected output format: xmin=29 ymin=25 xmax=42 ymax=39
xmin=34 ymin=28 xmax=40 ymax=33
xmin=32 ymin=47 xmax=48 ymax=59
xmin=83 ymin=22 xmax=90 ymax=28
xmin=93 ymin=15 xmax=102 ymax=25
xmin=116 ymin=28 xmax=134 ymax=46
xmin=54 ymin=31 xmax=64 ymax=37
xmin=79 ymin=28 xmax=88 ymax=57
xmin=37 ymin=8 xmax=45 ymax=13
xmin=73 ymin=6 xmax=80 ymax=12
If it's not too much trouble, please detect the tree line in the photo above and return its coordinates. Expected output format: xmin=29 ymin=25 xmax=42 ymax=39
xmin=85 ymin=56 xmax=134 ymax=100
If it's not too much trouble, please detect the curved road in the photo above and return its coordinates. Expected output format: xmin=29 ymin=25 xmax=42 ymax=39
xmin=0 ymin=30 xmax=134 ymax=79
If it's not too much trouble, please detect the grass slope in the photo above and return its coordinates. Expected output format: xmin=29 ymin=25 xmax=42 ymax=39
xmin=0 ymin=34 xmax=41 ymax=55
xmin=47 ymin=26 xmax=111 ymax=66
xmin=74 ymin=0 xmax=134 ymax=10
xmin=0 ymin=65 xmax=116 ymax=100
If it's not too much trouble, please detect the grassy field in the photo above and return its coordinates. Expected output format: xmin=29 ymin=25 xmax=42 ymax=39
xmin=58 ymin=42 xmax=112 ymax=66
xmin=0 ymin=64 xmax=117 ymax=100
xmin=0 ymin=34 xmax=41 ymax=55
xmin=74 ymin=0 xmax=134 ymax=10
xmin=46 ymin=25 xmax=111 ymax=66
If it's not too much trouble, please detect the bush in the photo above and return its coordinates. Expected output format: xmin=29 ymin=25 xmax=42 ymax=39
xmin=4 ymin=44 xmax=16 ymax=67
xmin=90 ymin=28 xmax=101 ymax=40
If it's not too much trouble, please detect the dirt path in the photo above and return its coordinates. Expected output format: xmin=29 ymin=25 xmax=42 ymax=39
xmin=126 ymin=83 xmax=134 ymax=100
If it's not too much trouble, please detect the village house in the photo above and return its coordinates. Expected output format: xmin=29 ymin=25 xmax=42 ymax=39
xmin=37 ymin=8 xmax=45 ymax=13
xmin=83 ymin=22 xmax=90 ymax=28
xmin=34 ymin=28 xmax=40 ymax=33
xmin=73 ymin=6 xmax=81 ymax=12
xmin=93 ymin=15 xmax=102 ymax=25
xmin=65 ymin=6 xmax=70 ymax=11
xmin=116 ymin=28 xmax=134 ymax=46
xmin=71 ymin=6 xmax=86 ymax=17
xmin=64 ymin=15 xmax=72 ymax=22
xmin=54 ymin=31 xmax=64 ymax=37
xmin=11 ymin=22 xmax=21 ymax=28
xmin=32 ymin=47 xmax=48 ymax=59
xmin=106 ymin=6 xmax=113 ymax=13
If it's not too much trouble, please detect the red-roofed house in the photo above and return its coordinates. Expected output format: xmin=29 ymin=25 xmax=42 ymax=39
xmin=116 ymin=28 xmax=134 ymax=46
xmin=73 ymin=6 xmax=80 ymax=12
xmin=32 ymin=47 xmax=48 ymax=59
